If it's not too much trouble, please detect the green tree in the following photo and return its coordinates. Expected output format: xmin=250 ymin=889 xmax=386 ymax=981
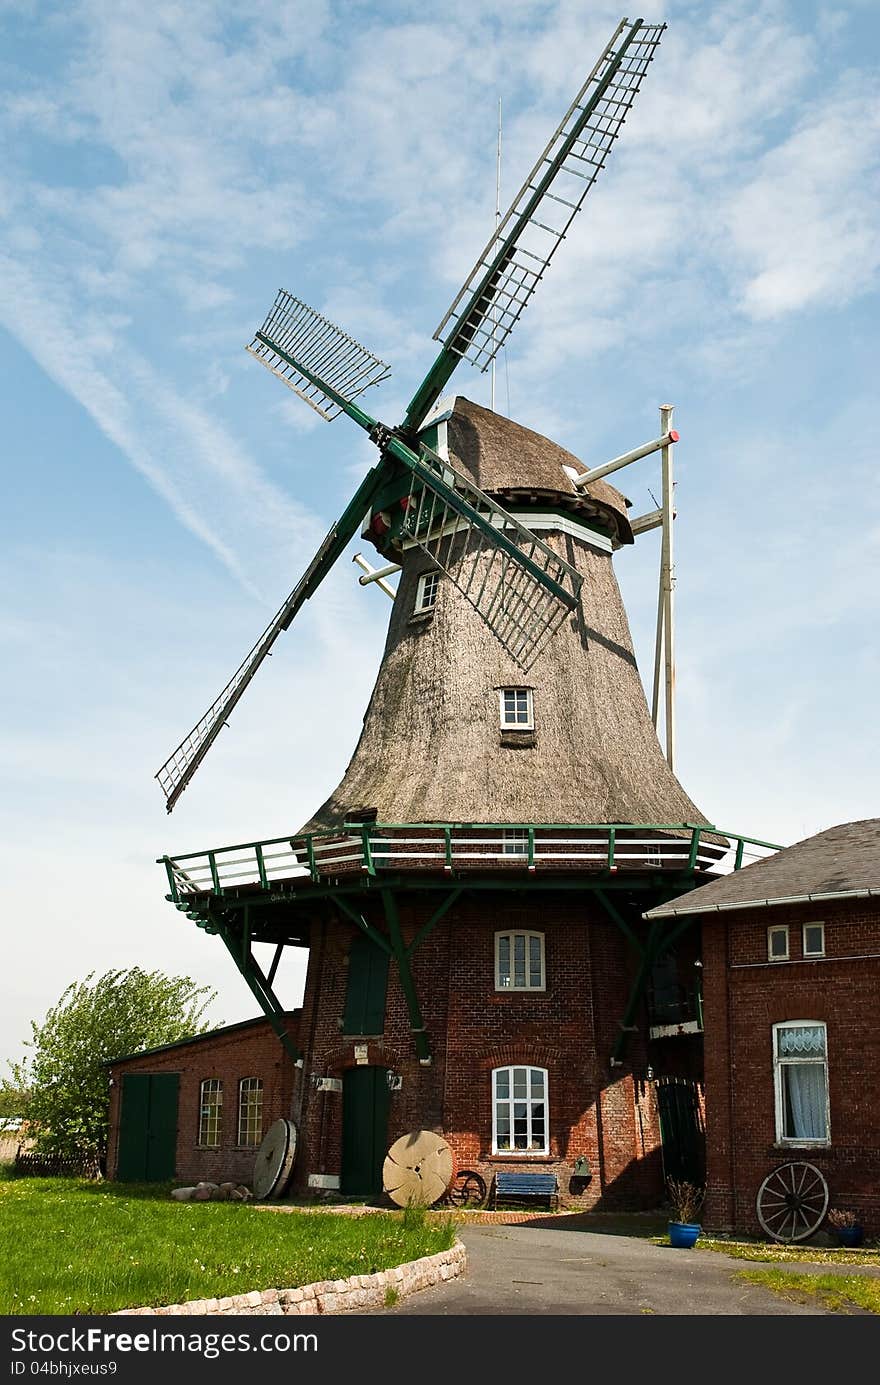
xmin=0 ymin=1087 xmax=30 ymax=1123
xmin=4 ymin=969 xmax=216 ymax=1165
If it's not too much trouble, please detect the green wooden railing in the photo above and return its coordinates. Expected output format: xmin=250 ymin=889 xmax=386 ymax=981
xmin=159 ymin=822 xmax=781 ymax=904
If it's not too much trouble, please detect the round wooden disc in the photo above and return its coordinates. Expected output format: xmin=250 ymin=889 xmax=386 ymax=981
xmin=382 ymin=1130 xmax=454 ymax=1208
xmin=253 ymin=1118 xmax=297 ymax=1199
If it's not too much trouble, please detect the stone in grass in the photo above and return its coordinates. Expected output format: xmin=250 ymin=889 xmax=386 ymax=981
xmin=172 ymin=1180 xmax=252 ymax=1202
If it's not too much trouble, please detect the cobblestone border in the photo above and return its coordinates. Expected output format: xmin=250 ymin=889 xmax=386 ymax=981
xmin=115 ymin=1241 xmax=466 ymax=1316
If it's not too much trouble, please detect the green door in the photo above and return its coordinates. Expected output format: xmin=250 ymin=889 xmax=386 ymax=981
xmin=117 ymin=1073 xmax=179 ymax=1181
xmin=341 ymin=1067 xmax=391 ymax=1196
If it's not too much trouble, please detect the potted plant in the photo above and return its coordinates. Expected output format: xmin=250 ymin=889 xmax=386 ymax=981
xmin=827 ymin=1208 xmax=864 ymax=1248
xmin=667 ymin=1179 xmax=705 ymax=1248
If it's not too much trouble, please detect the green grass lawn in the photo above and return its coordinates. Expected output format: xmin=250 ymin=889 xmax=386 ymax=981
xmin=738 ymin=1269 xmax=880 ymax=1315
xmin=696 ymin=1237 xmax=880 ymax=1266
xmin=0 ymin=1171 xmax=456 ymax=1315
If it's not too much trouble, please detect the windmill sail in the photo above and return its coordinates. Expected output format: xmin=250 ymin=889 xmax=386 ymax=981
xmin=242 ymin=300 xmax=584 ymax=665
xmin=247 ymin=291 xmax=391 ymax=421
xmin=433 ymin=17 xmax=664 ymax=370
xmin=155 ymin=467 xmax=386 ymax=812
xmin=398 ymin=440 xmax=583 ymax=668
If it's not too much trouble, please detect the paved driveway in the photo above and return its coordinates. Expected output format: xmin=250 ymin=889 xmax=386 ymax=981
xmin=383 ymin=1223 xmax=841 ymax=1315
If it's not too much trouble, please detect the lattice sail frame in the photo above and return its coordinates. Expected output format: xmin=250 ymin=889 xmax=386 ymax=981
xmin=401 ymin=442 xmax=583 ymax=669
xmin=434 ymin=17 xmax=665 ymax=369
xmin=155 ymin=528 xmax=343 ymax=810
xmin=247 ymin=291 xmax=391 ymax=420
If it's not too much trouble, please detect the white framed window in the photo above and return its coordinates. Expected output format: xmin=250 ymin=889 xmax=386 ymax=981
xmin=495 ymin=931 xmax=545 ymax=990
xmin=500 ymin=688 xmax=533 ymax=728
xmin=802 ymin=921 xmax=825 ymax=958
xmin=767 ymin=924 xmax=789 ymax=961
xmin=414 ymin=571 xmax=440 ymax=613
xmin=773 ymin=1021 xmax=830 ymax=1146
xmin=237 ymin=1077 xmax=264 ymax=1147
xmin=502 ymin=828 xmax=529 ymax=858
xmin=492 ymin=1065 xmax=549 ymax=1154
xmin=198 ymin=1078 xmax=223 ymax=1146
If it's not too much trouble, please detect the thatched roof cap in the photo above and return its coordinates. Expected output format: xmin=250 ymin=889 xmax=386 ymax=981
xmin=444 ymin=398 xmax=634 ymax=545
xmin=644 ymin=819 xmax=880 ymax=919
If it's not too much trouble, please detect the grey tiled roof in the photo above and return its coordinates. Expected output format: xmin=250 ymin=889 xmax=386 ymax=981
xmin=645 ymin=818 xmax=880 ymax=919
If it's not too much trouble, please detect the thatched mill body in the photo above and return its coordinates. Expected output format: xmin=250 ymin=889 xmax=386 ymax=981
xmin=155 ymin=20 xmax=773 ymax=1203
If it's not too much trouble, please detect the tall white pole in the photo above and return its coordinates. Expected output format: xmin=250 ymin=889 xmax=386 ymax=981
xmin=651 ymin=542 xmax=664 ymax=732
xmin=660 ymin=403 xmax=676 ymax=770
xmin=491 ymin=95 xmax=502 ymax=413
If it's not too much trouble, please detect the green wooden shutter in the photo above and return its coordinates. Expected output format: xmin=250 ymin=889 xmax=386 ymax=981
xmin=145 ymin=1073 xmax=179 ymax=1180
xmin=343 ymin=937 xmax=389 ymax=1035
xmin=117 ymin=1074 xmax=150 ymax=1181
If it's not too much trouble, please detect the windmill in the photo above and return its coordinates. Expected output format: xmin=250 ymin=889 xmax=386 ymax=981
xmin=155 ymin=17 xmax=667 ymax=814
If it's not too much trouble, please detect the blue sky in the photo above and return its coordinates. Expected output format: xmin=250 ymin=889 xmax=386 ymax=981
xmin=2 ymin=0 xmax=878 ymax=1065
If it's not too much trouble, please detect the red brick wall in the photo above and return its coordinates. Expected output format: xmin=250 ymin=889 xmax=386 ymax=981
xmin=294 ymin=892 xmax=680 ymax=1208
xmin=107 ymin=1015 xmax=299 ymax=1185
xmin=703 ymin=899 xmax=880 ymax=1234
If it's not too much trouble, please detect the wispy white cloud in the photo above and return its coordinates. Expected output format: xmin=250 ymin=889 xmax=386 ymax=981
xmin=0 ymin=253 xmax=320 ymax=598
xmin=725 ymin=81 xmax=880 ymax=318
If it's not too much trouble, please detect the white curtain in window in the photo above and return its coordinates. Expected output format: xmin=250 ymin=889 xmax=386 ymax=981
xmin=778 ymin=1025 xmax=825 ymax=1056
xmin=784 ymin=1064 xmax=827 ymax=1139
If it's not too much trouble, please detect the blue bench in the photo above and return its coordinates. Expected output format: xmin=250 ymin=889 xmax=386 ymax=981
xmin=490 ymin=1171 xmax=559 ymax=1211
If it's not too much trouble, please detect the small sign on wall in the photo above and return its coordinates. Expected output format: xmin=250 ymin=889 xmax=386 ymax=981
xmin=308 ymin=1173 xmax=341 ymax=1190
xmin=312 ymin=1076 xmax=342 ymax=1093
xmin=354 ymin=1044 xmax=368 ymax=1065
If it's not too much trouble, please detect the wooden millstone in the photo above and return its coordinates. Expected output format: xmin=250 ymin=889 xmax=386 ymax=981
xmin=253 ymin=1118 xmax=297 ymax=1199
xmin=382 ymin=1130 xmax=454 ymax=1208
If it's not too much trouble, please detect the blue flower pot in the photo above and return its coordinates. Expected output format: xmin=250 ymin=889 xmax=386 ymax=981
xmin=835 ymin=1225 xmax=864 ymax=1248
xmin=668 ymin=1221 xmax=700 ymax=1248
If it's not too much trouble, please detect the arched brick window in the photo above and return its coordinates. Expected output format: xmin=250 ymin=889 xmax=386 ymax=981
xmin=237 ymin=1077 xmax=264 ymax=1147
xmin=492 ymin=1065 xmax=548 ymax=1154
xmin=773 ymin=1022 xmax=829 ymax=1146
xmin=198 ymin=1078 xmax=222 ymax=1146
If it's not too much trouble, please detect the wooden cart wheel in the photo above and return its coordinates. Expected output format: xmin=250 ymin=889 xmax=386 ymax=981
xmin=756 ymin=1162 xmax=829 ymax=1242
xmin=253 ymin=1119 xmax=297 ymax=1199
xmin=448 ymin=1170 xmax=487 ymax=1208
xmin=383 ymin=1130 xmax=454 ymax=1208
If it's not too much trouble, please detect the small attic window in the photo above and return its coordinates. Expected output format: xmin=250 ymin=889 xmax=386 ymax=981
xmin=414 ymin=571 xmax=440 ymax=614
xmin=803 ymin=922 xmax=825 ymax=958
xmin=500 ymin=688 xmax=533 ymax=729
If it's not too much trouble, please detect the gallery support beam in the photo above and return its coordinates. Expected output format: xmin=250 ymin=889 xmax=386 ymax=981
xmin=216 ymin=916 xmax=302 ymax=1065
xmin=609 ymin=914 xmax=699 ymax=1066
xmin=381 ymin=889 xmax=432 ymax=1065
xmin=335 ymin=889 xmax=462 ymax=1066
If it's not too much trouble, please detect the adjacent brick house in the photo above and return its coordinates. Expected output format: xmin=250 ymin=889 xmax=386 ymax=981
xmin=106 ymin=1014 xmax=300 ymax=1185
xmin=645 ymin=818 xmax=880 ymax=1238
